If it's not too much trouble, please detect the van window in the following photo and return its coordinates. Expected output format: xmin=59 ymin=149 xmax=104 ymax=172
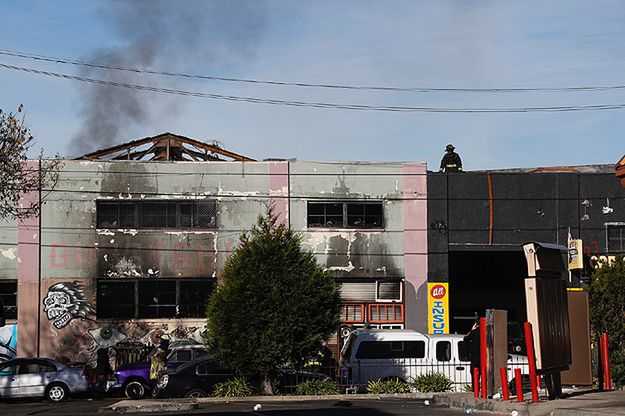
xmin=458 ymin=341 xmax=471 ymax=361
xmin=436 ymin=341 xmax=452 ymax=361
xmin=355 ymin=341 xmax=425 ymax=359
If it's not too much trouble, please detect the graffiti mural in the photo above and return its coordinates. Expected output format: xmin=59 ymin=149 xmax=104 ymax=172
xmin=43 ymin=282 xmax=95 ymax=329
xmin=0 ymin=324 xmax=17 ymax=363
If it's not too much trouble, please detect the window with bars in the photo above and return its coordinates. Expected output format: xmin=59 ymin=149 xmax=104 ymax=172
xmin=0 ymin=280 xmax=17 ymax=320
xmin=340 ymin=304 xmax=365 ymax=323
xmin=96 ymin=200 xmax=217 ymax=229
xmin=608 ymin=224 xmax=625 ymax=252
xmin=368 ymin=304 xmax=404 ymax=323
xmin=307 ymin=201 xmax=383 ymax=229
xmin=96 ymin=278 xmax=215 ymax=319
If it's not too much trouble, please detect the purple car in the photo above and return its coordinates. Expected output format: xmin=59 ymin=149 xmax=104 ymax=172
xmin=113 ymin=344 xmax=207 ymax=399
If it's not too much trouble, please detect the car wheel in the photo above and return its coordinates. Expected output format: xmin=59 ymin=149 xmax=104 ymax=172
xmin=125 ymin=381 xmax=147 ymax=399
xmin=184 ymin=388 xmax=207 ymax=398
xmin=46 ymin=382 xmax=69 ymax=402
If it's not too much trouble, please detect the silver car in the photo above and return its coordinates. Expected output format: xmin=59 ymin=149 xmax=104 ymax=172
xmin=0 ymin=358 xmax=89 ymax=401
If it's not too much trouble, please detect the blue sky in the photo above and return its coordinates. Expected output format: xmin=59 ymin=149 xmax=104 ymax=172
xmin=1 ymin=1 xmax=625 ymax=170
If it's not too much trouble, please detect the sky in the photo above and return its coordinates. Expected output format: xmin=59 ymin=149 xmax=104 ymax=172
xmin=1 ymin=0 xmax=625 ymax=170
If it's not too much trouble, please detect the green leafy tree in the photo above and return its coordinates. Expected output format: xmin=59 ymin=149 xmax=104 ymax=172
xmin=588 ymin=257 xmax=625 ymax=386
xmin=205 ymin=207 xmax=341 ymax=394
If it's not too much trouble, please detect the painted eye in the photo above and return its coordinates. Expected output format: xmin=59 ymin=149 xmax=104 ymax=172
xmin=59 ymin=298 xmax=67 ymax=303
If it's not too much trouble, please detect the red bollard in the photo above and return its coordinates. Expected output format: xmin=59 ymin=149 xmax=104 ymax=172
xmin=514 ymin=368 xmax=524 ymax=402
xmin=480 ymin=317 xmax=487 ymax=398
xmin=601 ymin=333 xmax=612 ymax=390
xmin=473 ymin=367 xmax=480 ymax=398
xmin=500 ymin=367 xmax=510 ymax=401
xmin=523 ymin=322 xmax=540 ymax=403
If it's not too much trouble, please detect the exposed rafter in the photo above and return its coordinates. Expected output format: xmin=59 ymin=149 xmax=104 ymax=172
xmin=75 ymin=132 xmax=255 ymax=162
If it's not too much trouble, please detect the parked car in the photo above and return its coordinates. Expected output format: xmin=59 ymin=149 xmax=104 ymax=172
xmin=152 ymin=355 xmax=237 ymax=398
xmin=0 ymin=357 xmax=88 ymax=401
xmin=113 ymin=343 xmax=207 ymax=399
xmin=339 ymin=329 xmax=529 ymax=391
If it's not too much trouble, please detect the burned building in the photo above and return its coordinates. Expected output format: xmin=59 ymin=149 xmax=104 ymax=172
xmin=0 ymin=133 xmax=427 ymax=362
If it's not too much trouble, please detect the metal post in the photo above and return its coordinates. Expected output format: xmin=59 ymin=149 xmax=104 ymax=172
xmin=515 ymin=368 xmax=524 ymax=402
xmin=523 ymin=322 xmax=540 ymax=403
xmin=480 ymin=317 xmax=487 ymax=399
xmin=500 ymin=367 xmax=510 ymax=400
xmin=602 ymin=333 xmax=612 ymax=390
xmin=473 ymin=368 xmax=480 ymax=398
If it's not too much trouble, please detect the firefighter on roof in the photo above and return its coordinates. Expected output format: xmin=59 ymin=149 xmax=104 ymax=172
xmin=439 ymin=144 xmax=463 ymax=172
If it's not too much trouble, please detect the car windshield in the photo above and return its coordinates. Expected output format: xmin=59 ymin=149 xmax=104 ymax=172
xmin=170 ymin=355 xmax=214 ymax=373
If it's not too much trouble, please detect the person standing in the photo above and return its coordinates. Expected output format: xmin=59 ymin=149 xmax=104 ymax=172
xmin=439 ymin=144 xmax=463 ymax=172
xmin=463 ymin=319 xmax=481 ymax=391
xmin=149 ymin=335 xmax=170 ymax=381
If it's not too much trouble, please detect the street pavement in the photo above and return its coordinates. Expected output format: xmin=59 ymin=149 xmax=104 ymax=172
xmin=0 ymin=397 xmax=465 ymax=415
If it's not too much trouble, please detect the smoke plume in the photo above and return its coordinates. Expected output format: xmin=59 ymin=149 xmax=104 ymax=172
xmin=69 ymin=0 xmax=266 ymax=156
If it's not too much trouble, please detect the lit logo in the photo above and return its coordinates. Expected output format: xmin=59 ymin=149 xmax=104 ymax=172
xmin=430 ymin=284 xmax=446 ymax=299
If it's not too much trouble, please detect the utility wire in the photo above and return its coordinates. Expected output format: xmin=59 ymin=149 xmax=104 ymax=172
xmin=4 ymin=62 xmax=625 ymax=113
xmin=3 ymin=48 xmax=625 ymax=94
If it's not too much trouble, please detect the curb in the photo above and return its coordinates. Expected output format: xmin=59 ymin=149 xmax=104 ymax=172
xmin=100 ymin=393 xmax=435 ymax=413
xmin=195 ymin=392 xmax=435 ymax=403
xmin=433 ymin=394 xmax=531 ymax=415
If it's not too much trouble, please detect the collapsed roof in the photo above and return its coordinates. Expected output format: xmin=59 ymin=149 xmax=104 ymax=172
xmin=75 ymin=132 xmax=254 ymax=162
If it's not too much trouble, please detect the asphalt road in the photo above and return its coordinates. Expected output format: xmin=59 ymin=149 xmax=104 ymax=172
xmin=0 ymin=398 xmax=468 ymax=415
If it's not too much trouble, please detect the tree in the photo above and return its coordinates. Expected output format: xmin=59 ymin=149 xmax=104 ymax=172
xmin=0 ymin=105 xmax=59 ymax=220
xmin=205 ymin=207 xmax=341 ymax=394
xmin=588 ymin=257 xmax=625 ymax=386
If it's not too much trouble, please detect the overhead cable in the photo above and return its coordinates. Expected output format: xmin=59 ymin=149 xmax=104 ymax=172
xmin=3 ymin=48 xmax=625 ymax=93
xmin=4 ymin=63 xmax=625 ymax=113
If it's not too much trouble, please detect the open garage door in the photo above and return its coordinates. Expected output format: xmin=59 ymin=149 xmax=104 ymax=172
xmin=448 ymin=250 xmax=527 ymax=338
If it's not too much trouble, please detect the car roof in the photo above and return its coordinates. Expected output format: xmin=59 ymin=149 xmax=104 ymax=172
xmin=0 ymin=357 xmax=65 ymax=367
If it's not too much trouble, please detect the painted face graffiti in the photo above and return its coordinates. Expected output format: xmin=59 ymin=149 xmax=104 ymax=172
xmin=43 ymin=282 xmax=95 ymax=329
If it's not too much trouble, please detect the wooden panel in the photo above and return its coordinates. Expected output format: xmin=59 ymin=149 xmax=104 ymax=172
xmin=561 ymin=291 xmax=593 ymax=385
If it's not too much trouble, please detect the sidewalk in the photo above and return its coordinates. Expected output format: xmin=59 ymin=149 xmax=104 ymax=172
xmin=100 ymin=390 xmax=625 ymax=415
xmin=433 ymin=390 xmax=625 ymax=416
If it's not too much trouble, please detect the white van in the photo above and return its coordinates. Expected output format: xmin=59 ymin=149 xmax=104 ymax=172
xmin=339 ymin=329 xmax=528 ymax=391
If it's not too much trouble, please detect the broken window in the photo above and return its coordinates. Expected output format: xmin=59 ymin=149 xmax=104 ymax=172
xmin=307 ymin=201 xmax=384 ymax=229
xmin=375 ymin=281 xmax=402 ymax=302
xmin=0 ymin=280 xmax=17 ymax=320
xmin=96 ymin=200 xmax=217 ymax=229
xmin=607 ymin=224 xmax=625 ymax=252
xmin=96 ymin=278 xmax=214 ymax=319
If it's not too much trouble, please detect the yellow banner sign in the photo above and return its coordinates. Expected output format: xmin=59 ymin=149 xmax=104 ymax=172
xmin=568 ymin=239 xmax=583 ymax=270
xmin=428 ymin=282 xmax=449 ymax=334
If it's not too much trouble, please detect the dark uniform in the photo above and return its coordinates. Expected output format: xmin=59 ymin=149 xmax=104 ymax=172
xmin=439 ymin=144 xmax=463 ymax=172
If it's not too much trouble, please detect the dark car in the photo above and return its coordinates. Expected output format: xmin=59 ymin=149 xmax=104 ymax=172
xmin=152 ymin=355 xmax=236 ymax=398
xmin=113 ymin=344 xmax=207 ymax=399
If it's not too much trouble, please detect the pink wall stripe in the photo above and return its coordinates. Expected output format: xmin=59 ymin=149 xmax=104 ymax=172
xmin=268 ymin=162 xmax=289 ymax=224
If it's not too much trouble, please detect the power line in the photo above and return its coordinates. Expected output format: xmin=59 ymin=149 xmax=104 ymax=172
xmin=5 ymin=62 xmax=625 ymax=113
xmin=3 ymin=48 xmax=625 ymax=94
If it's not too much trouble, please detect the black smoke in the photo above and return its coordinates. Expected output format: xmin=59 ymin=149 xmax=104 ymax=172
xmin=69 ymin=0 xmax=267 ymax=156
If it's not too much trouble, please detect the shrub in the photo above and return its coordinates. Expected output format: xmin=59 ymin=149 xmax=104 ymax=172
xmin=295 ymin=378 xmax=339 ymax=395
xmin=411 ymin=373 xmax=453 ymax=393
xmin=367 ymin=378 xmax=410 ymax=394
xmin=212 ymin=378 xmax=255 ymax=397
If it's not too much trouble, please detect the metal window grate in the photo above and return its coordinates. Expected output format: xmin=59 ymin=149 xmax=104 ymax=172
xmin=96 ymin=278 xmax=215 ymax=319
xmin=307 ymin=201 xmax=384 ymax=229
xmin=96 ymin=200 xmax=217 ymax=229
xmin=608 ymin=225 xmax=625 ymax=252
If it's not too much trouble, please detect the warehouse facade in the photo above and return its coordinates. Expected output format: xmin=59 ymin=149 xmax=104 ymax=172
xmin=0 ymin=133 xmax=428 ymax=363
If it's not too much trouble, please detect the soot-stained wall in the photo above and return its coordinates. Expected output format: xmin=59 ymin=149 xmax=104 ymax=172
xmin=12 ymin=158 xmax=429 ymax=362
